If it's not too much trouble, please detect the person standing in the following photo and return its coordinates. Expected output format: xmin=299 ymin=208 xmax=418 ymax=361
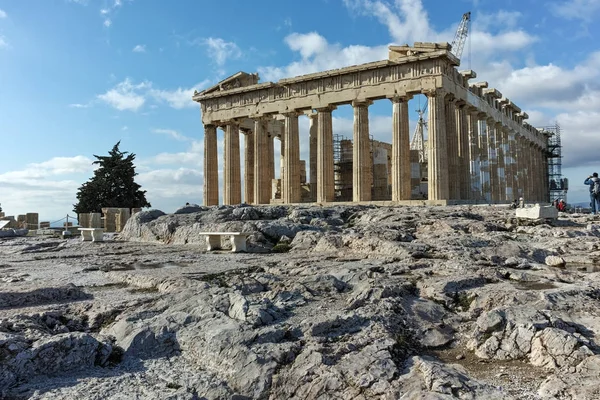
xmin=584 ymin=172 xmax=600 ymax=215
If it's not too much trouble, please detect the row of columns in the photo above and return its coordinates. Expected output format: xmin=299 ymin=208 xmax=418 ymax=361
xmin=203 ymin=89 xmax=547 ymax=206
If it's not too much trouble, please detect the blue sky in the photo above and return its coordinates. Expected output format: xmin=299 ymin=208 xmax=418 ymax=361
xmin=1 ymin=0 xmax=599 ymax=221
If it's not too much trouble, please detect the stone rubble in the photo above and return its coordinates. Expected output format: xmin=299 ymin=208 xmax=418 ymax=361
xmin=0 ymin=204 xmax=599 ymax=399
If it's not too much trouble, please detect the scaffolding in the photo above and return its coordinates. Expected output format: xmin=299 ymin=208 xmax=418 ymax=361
xmin=333 ymin=133 xmax=353 ymax=201
xmin=539 ymin=123 xmax=567 ymax=204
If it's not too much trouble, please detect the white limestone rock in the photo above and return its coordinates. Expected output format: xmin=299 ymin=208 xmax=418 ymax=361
xmin=545 ymin=255 xmax=566 ymax=268
xmin=516 ymin=205 xmax=558 ymax=220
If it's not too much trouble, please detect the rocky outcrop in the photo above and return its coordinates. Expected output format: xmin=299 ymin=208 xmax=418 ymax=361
xmin=2 ymin=205 xmax=600 ymax=399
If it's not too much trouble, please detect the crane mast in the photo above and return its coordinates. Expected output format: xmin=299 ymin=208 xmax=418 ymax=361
xmin=451 ymin=12 xmax=471 ymax=60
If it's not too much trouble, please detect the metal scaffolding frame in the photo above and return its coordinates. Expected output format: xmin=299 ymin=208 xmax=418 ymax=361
xmin=539 ymin=123 xmax=567 ymax=203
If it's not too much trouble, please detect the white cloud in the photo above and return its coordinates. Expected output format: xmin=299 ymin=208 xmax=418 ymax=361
xmin=344 ymin=0 xmax=434 ymax=44
xmin=132 ymin=44 xmax=146 ymax=53
xmin=259 ymin=32 xmax=388 ymax=81
xmin=96 ymin=78 xmax=211 ymax=111
xmin=152 ymin=129 xmax=191 ymax=142
xmin=0 ymin=156 xmax=94 ymax=183
xmin=97 ymin=0 xmax=127 ymax=28
xmin=550 ymin=0 xmax=600 ymax=22
xmin=475 ymin=10 xmax=522 ymax=31
xmin=97 ymin=78 xmax=149 ymax=111
xmin=69 ymin=103 xmax=90 ymax=108
xmin=149 ymin=79 xmax=211 ymax=109
xmin=0 ymin=36 xmax=8 ymax=49
xmin=0 ymin=156 xmax=96 ymax=220
xmin=0 ymin=9 xmax=7 ymax=18
xmin=200 ymin=37 xmax=242 ymax=66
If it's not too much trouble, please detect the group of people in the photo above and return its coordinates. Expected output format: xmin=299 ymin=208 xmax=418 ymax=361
xmin=551 ymin=198 xmax=567 ymax=212
xmin=584 ymin=172 xmax=600 ymax=215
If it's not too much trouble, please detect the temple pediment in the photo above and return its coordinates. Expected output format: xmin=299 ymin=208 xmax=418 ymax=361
xmin=197 ymin=71 xmax=260 ymax=96
xmin=389 ymin=42 xmax=457 ymax=65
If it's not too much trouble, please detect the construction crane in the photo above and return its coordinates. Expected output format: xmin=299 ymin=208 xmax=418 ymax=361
xmin=410 ymin=11 xmax=471 ymax=166
xmin=451 ymin=12 xmax=471 ymax=61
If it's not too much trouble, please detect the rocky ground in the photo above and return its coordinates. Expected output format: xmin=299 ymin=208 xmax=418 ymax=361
xmin=1 ymin=204 xmax=600 ymax=399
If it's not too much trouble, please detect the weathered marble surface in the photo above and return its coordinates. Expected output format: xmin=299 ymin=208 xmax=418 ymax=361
xmin=1 ymin=205 xmax=599 ymax=399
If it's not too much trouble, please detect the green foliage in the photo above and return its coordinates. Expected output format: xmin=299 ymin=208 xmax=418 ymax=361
xmin=272 ymin=242 xmax=291 ymax=253
xmin=73 ymin=142 xmax=151 ymax=214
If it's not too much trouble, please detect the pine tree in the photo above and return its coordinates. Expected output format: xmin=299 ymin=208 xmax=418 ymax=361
xmin=73 ymin=142 xmax=151 ymax=214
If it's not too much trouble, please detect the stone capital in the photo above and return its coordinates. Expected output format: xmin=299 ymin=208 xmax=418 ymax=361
xmin=217 ymin=119 xmax=241 ymax=129
xmin=351 ymin=99 xmax=373 ymax=108
xmin=387 ymin=94 xmax=412 ymax=103
xmin=444 ymin=93 xmax=456 ymax=102
xmin=465 ymin=106 xmax=478 ymax=115
xmin=314 ymin=105 xmax=337 ymax=113
xmin=250 ymin=114 xmax=273 ymax=122
xmin=422 ymin=88 xmax=446 ymax=98
xmin=281 ymin=110 xmax=303 ymax=118
xmin=455 ymin=99 xmax=467 ymax=107
xmin=240 ymin=127 xmax=253 ymax=135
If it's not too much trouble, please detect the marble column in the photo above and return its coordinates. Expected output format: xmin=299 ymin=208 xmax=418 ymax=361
xmin=243 ymin=129 xmax=254 ymax=204
xmin=309 ymin=113 xmax=318 ymax=201
xmin=390 ymin=96 xmax=411 ymax=201
xmin=525 ymin=141 xmax=533 ymax=202
xmin=352 ymin=100 xmax=373 ymax=202
xmin=467 ymin=110 xmax=481 ymax=200
xmin=282 ymin=112 xmax=301 ymax=203
xmin=519 ymin=136 xmax=528 ymax=200
xmin=513 ymin=134 xmax=522 ymax=199
xmin=456 ymin=101 xmax=470 ymax=200
xmin=223 ymin=122 xmax=241 ymax=205
xmin=426 ymin=89 xmax=449 ymax=200
xmin=495 ymin=124 xmax=507 ymax=202
xmin=267 ymin=130 xmax=275 ymax=192
xmin=478 ymin=116 xmax=491 ymax=203
xmin=445 ymin=96 xmax=459 ymax=200
xmin=316 ymin=105 xmax=336 ymax=203
xmin=531 ymin=143 xmax=538 ymax=202
xmin=279 ymin=130 xmax=285 ymax=181
xmin=505 ymin=129 xmax=514 ymax=202
xmin=535 ymin=145 xmax=542 ymax=201
xmin=203 ymin=124 xmax=219 ymax=206
xmin=253 ymin=118 xmax=269 ymax=204
xmin=541 ymin=146 xmax=549 ymax=202
xmin=487 ymin=118 xmax=499 ymax=203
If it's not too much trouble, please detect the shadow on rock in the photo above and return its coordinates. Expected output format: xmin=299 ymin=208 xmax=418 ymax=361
xmin=0 ymin=285 xmax=93 ymax=309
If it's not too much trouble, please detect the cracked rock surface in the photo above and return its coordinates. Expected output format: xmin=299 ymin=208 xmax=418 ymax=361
xmin=1 ymin=204 xmax=600 ymax=399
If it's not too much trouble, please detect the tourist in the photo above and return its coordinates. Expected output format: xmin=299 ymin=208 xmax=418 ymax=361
xmin=557 ymin=199 xmax=566 ymax=212
xmin=584 ymin=173 xmax=600 ymax=214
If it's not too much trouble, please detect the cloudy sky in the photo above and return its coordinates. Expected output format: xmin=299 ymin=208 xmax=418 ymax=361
xmin=1 ymin=0 xmax=599 ymax=222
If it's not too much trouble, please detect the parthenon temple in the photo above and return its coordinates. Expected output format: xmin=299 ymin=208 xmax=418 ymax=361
xmin=193 ymin=42 xmax=548 ymax=206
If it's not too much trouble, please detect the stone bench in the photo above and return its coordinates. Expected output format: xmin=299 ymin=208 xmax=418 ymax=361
xmin=79 ymin=228 xmax=104 ymax=242
xmin=197 ymin=232 xmax=251 ymax=253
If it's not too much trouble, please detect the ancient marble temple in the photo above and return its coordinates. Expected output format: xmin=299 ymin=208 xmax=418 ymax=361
xmin=193 ymin=42 xmax=548 ymax=206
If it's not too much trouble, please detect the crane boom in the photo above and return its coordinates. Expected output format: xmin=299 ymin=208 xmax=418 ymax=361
xmin=451 ymin=12 xmax=470 ymax=60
